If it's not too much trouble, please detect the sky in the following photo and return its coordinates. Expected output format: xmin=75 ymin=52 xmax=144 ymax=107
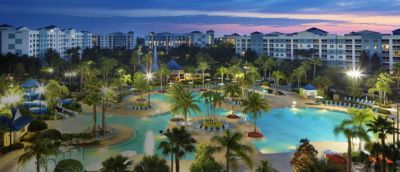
xmin=1 ymin=0 xmax=400 ymax=36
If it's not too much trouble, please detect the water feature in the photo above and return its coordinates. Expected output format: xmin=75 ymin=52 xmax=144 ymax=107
xmin=144 ymin=130 xmax=155 ymax=155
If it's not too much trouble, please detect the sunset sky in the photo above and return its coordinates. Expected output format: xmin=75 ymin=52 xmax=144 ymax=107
xmin=2 ymin=0 xmax=400 ymax=36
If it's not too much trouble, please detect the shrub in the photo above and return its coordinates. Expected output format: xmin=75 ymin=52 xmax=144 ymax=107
xmin=27 ymin=120 xmax=48 ymax=132
xmin=54 ymin=159 xmax=85 ymax=172
xmin=0 ymin=143 xmax=24 ymax=154
xmin=37 ymin=129 xmax=62 ymax=140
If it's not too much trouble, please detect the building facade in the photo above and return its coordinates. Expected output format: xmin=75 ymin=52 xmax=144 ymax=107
xmin=93 ymin=31 xmax=137 ymax=49
xmin=145 ymin=30 xmax=215 ymax=50
xmin=235 ymin=27 xmax=400 ymax=71
xmin=0 ymin=24 xmax=92 ymax=59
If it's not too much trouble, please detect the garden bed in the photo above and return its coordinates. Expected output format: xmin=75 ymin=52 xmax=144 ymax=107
xmin=226 ymin=114 xmax=240 ymax=119
xmin=247 ymin=131 xmax=263 ymax=138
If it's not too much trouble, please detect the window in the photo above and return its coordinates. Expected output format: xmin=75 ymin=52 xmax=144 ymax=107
xmin=8 ymin=44 xmax=15 ymax=49
xmin=15 ymin=39 xmax=22 ymax=44
xmin=330 ymin=45 xmax=334 ymax=48
xmin=15 ymin=49 xmax=22 ymax=55
xmin=8 ymin=34 xmax=15 ymax=39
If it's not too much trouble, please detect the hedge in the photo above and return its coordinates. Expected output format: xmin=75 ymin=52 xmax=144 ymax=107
xmin=0 ymin=143 xmax=24 ymax=154
xmin=27 ymin=120 xmax=48 ymax=132
xmin=37 ymin=129 xmax=62 ymax=140
xmin=54 ymin=159 xmax=85 ymax=172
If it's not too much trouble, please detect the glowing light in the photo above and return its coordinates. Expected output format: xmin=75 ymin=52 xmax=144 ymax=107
xmin=146 ymin=72 xmax=153 ymax=81
xmin=36 ymin=84 xmax=45 ymax=95
xmin=346 ymin=69 xmax=362 ymax=79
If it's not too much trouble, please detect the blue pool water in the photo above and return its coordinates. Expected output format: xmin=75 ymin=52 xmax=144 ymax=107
xmin=47 ymin=94 xmax=350 ymax=170
xmin=249 ymin=107 xmax=350 ymax=154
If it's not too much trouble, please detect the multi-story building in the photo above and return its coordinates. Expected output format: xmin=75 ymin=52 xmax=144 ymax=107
xmin=145 ymin=30 xmax=215 ymax=50
xmin=0 ymin=24 xmax=93 ymax=59
xmin=235 ymin=27 xmax=400 ymax=71
xmin=222 ymin=33 xmax=240 ymax=46
xmin=93 ymin=31 xmax=137 ymax=49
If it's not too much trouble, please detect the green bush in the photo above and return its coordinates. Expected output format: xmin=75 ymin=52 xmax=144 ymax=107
xmin=54 ymin=159 xmax=85 ymax=172
xmin=1 ymin=143 xmax=24 ymax=154
xmin=27 ymin=120 xmax=48 ymax=132
xmin=37 ymin=129 xmax=62 ymax=140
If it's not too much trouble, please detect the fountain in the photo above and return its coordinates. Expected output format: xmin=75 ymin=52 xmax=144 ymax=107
xmin=144 ymin=130 xmax=155 ymax=155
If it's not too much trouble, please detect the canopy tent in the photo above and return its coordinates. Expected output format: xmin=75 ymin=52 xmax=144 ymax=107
xmin=300 ymin=84 xmax=318 ymax=99
xmin=167 ymin=59 xmax=183 ymax=71
xmin=58 ymin=98 xmax=73 ymax=105
xmin=303 ymin=84 xmax=317 ymax=90
xmin=21 ymin=79 xmax=39 ymax=88
xmin=0 ymin=109 xmax=33 ymax=131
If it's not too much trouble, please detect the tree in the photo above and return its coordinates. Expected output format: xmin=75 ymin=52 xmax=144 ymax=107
xmin=167 ymin=84 xmax=200 ymax=125
xmin=369 ymin=73 xmax=394 ymax=106
xmin=334 ymin=119 xmax=369 ymax=172
xmin=256 ymin=160 xmax=277 ymax=172
xmin=0 ymin=85 xmax=24 ymax=145
xmin=370 ymin=53 xmax=380 ymax=72
xmin=262 ymin=58 xmax=278 ymax=81
xmin=130 ymin=50 xmax=141 ymax=75
xmin=359 ymin=51 xmax=369 ymax=70
xmin=99 ymin=57 xmax=118 ymax=86
xmin=101 ymin=155 xmax=133 ymax=172
xmin=366 ymin=116 xmax=397 ymax=172
xmin=65 ymin=47 xmax=81 ymax=64
xmin=83 ymin=78 xmax=101 ymax=135
xmin=292 ymin=67 xmax=305 ymax=88
xmin=18 ymin=139 xmax=58 ymax=172
xmin=190 ymin=144 xmax=223 ymax=172
xmin=216 ymin=66 xmax=228 ymax=84
xmin=45 ymin=80 xmax=69 ymax=113
xmin=300 ymin=62 xmax=311 ymax=81
xmin=13 ymin=63 xmax=26 ymax=79
xmin=54 ymin=159 xmax=85 ymax=172
xmin=159 ymin=127 xmax=196 ymax=172
xmin=212 ymin=130 xmax=254 ymax=172
xmin=347 ymin=108 xmax=374 ymax=151
xmin=224 ymin=83 xmax=242 ymax=116
xmin=311 ymin=76 xmax=333 ymax=95
xmin=198 ymin=62 xmax=209 ymax=86
xmin=133 ymin=73 xmax=149 ymax=100
xmin=309 ymin=57 xmax=321 ymax=79
xmin=134 ymin=155 xmax=169 ymax=172
xmin=44 ymin=48 xmax=64 ymax=70
xmin=242 ymin=92 xmax=269 ymax=134
xmin=100 ymin=86 xmax=115 ymax=135
xmin=290 ymin=138 xmax=318 ymax=172
xmin=156 ymin=64 xmax=171 ymax=92
xmin=143 ymin=53 xmax=153 ymax=73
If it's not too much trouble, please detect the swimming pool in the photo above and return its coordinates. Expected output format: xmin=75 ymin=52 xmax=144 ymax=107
xmin=249 ymin=107 xmax=350 ymax=154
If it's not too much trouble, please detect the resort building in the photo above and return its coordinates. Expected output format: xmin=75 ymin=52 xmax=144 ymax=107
xmin=222 ymin=33 xmax=241 ymax=46
xmin=235 ymin=27 xmax=400 ymax=72
xmin=0 ymin=24 xmax=93 ymax=59
xmin=145 ymin=30 xmax=215 ymax=50
xmin=93 ymin=31 xmax=137 ymax=50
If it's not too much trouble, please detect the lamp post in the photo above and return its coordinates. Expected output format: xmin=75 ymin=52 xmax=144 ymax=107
xmin=146 ymin=72 xmax=153 ymax=108
xmin=346 ymin=69 xmax=362 ymax=97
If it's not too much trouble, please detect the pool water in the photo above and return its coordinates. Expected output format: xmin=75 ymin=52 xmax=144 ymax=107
xmin=250 ymin=108 xmax=350 ymax=154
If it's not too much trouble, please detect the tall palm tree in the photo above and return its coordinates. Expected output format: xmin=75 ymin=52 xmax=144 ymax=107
xmin=18 ymin=139 xmax=58 ymax=172
xmin=310 ymin=57 xmax=321 ymax=79
xmin=99 ymin=57 xmax=118 ymax=86
xmin=83 ymin=79 xmax=101 ymax=135
xmin=143 ymin=53 xmax=153 ymax=73
xmin=292 ymin=67 xmax=305 ymax=88
xmin=347 ymin=108 xmax=374 ymax=151
xmin=369 ymin=73 xmax=394 ymax=106
xmin=242 ymin=92 xmax=270 ymax=134
xmin=158 ymin=135 xmax=174 ymax=172
xmin=271 ymin=71 xmax=285 ymax=86
xmin=45 ymin=80 xmax=69 ymax=113
xmin=133 ymin=73 xmax=149 ymax=100
xmin=167 ymin=84 xmax=200 ymax=125
xmin=334 ymin=119 xmax=370 ymax=172
xmin=101 ymin=154 xmax=133 ymax=172
xmin=217 ymin=66 xmax=228 ymax=84
xmin=134 ymin=155 xmax=170 ymax=172
xmin=366 ymin=116 xmax=397 ymax=172
xmin=199 ymin=62 xmax=209 ymax=87
xmin=212 ymin=130 xmax=254 ymax=172
xmin=159 ymin=127 xmax=196 ymax=172
xmin=156 ymin=64 xmax=171 ymax=92
xmin=130 ymin=50 xmax=141 ymax=75
xmin=201 ymin=91 xmax=214 ymax=119
xmin=300 ymin=62 xmax=311 ymax=81
xmin=256 ymin=160 xmax=277 ymax=172
xmin=393 ymin=63 xmax=400 ymax=88
xmin=100 ymin=86 xmax=115 ymax=135
xmin=262 ymin=58 xmax=277 ymax=81
xmin=224 ymin=83 xmax=242 ymax=116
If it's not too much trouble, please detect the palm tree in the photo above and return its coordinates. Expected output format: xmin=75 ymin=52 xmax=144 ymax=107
xmin=347 ymin=108 xmax=374 ymax=151
xmin=201 ymin=91 xmax=214 ymax=119
xmin=212 ymin=130 xmax=254 ymax=172
xmin=199 ymin=62 xmax=209 ymax=87
xmin=101 ymin=154 xmax=133 ymax=172
xmin=134 ymin=155 xmax=170 ymax=172
xmin=300 ymin=62 xmax=311 ymax=81
xmin=262 ymin=58 xmax=277 ymax=81
xmin=190 ymin=144 xmax=223 ymax=172
xmin=45 ymin=80 xmax=69 ymax=114
xmin=369 ymin=73 xmax=394 ymax=106
xmin=393 ymin=63 xmax=400 ymax=88
xmin=271 ymin=71 xmax=285 ymax=93
xmin=156 ymin=64 xmax=171 ymax=92
xmin=18 ymin=139 xmax=58 ymax=172
xmin=167 ymin=84 xmax=200 ymax=125
xmin=292 ymin=67 xmax=305 ymax=88
xmin=99 ymin=57 xmax=118 ymax=86
xmin=100 ymin=86 xmax=115 ymax=135
xmin=310 ymin=57 xmax=321 ymax=79
xmin=133 ymin=73 xmax=149 ymax=100
xmin=334 ymin=119 xmax=370 ymax=172
xmin=217 ymin=66 xmax=228 ymax=84
xmin=130 ymin=50 xmax=141 ymax=75
xmin=158 ymin=135 xmax=174 ymax=172
xmin=159 ymin=127 xmax=196 ymax=172
xmin=242 ymin=92 xmax=270 ymax=134
xmin=366 ymin=116 xmax=397 ymax=172
xmin=256 ymin=160 xmax=277 ymax=172
xmin=143 ymin=53 xmax=153 ymax=73
xmin=0 ymin=85 xmax=24 ymax=145
xmin=83 ymin=79 xmax=101 ymax=135
xmin=224 ymin=83 xmax=242 ymax=116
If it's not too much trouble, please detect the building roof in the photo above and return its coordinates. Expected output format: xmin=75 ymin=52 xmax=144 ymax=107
xmin=21 ymin=79 xmax=40 ymax=88
xmin=231 ymin=33 xmax=240 ymax=36
xmin=206 ymin=30 xmax=214 ymax=33
xmin=393 ymin=28 xmax=400 ymax=35
xmin=303 ymin=84 xmax=317 ymax=90
xmin=0 ymin=24 xmax=13 ymax=27
xmin=167 ymin=59 xmax=183 ymax=70
xmin=251 ymin=31 xmax=263 ymax=35
xmin=38 ymin=25 xmax=58 ymax=30
xmin=347 ymin=30 xmax=381 ymax=36
xmin=191 ymin=31 xmax=201 ymax=34
xmin=305 ymin=27 xmax=328 ymax=36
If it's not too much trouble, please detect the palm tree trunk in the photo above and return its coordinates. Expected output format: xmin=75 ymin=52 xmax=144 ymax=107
xmin=202 ymin=70 xmax=205 ymax=86
xmin=313 ymin=64 xmax=316 ymax=79
xmin=226 ymin=150 xmax=230 ymax=172
xmin=347 ymin=137 xmax=352 ymax=172
xmin=264 ymin=69 xmax=267 ymax=81
xmin=170 ymin=154 xmax=174 ymax=172
xmin=93 ymin=105 xmax=97 ymax=135
xmin=268 ymin=70 xmax=271 ymax=81
xmin=160 ymin=75 xmax=163 ymax=91
xmin=221 ymin=74 xmax=224 ymax=83
xmin=36 ymin=155 xmax=40 ymax=172
xmin=101 ymin=102 xmax=106 ymax=135
xmin=175 ymin=155 xmax=180 ymax=172
xmin=381 ymin=138 xmax=386 ymax=172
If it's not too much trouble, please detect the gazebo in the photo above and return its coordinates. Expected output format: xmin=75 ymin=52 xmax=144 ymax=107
xmin=167 ymin=59 xmax=185 ymax=82
xmin=300 ymin=84 xmax=318 ymax=99
xmin=21 ymin=78 xmax=39 ymax=88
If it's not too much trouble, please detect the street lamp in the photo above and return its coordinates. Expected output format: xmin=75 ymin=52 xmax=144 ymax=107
xmin=146 ymin=72 xmax=153 ymax=108
xmin=36 ymin=84 xmax=45 ymax=116
xmin=346 ymin=69 xmax=362 ymax=97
